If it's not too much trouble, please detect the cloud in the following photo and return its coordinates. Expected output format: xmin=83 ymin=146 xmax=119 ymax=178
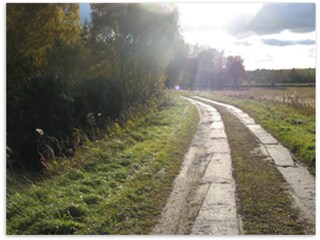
xmin=233 ymin=40 xmax=252 ymax=46
xmin=308 ymin=48 xmax=315 ymax=58
xmin=262 ymin=39 xmax=315 ymax=46
xmin=181 ymin=22 xmax=218 ymax=32
xmin=255 ymin=54 xmax=274 ymax=63
xmin=227 ymin=3 xmax=315 ymax=37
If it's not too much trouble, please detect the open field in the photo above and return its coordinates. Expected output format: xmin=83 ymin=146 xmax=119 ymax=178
xmin=189 ymin=87 xmax=315 ymax=175
xmin=7 ymin=98 xmax=199 ymax=234
xmin=198 ymin=87 xmax=315 ymax=114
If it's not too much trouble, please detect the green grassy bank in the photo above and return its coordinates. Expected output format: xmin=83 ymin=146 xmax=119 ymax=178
xmin=7 ymin=97 xmax=199 ymax=234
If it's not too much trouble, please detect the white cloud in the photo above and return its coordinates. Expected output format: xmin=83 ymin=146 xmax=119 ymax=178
xmin=177 ymin=3 xmax=316 ymax=70
xmin=178 ymin=3 xmax=262 ymax=32
xmin=240 ymin=45 xmax=316 ymax=70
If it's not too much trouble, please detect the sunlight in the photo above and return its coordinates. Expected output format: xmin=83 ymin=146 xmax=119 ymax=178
xmin=183 ymin=30 xmax=234 ymax=50
xmin=178 ymin=3 xmax=262 ymax=30
xmin=177 ymin=3 xmax=263 ymax=51
xmin=141 ymin=3 xmax=176 ymax=14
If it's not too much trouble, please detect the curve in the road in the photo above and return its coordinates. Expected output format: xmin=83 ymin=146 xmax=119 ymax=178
xmin=194 ymin=96 xmax=315 ymax=228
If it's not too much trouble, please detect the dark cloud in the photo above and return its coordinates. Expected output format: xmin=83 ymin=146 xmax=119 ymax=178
xmin=227 ymin=3 xmax=315 ymax=37
xmin=262 ymin=39 xmax=315 ymax=46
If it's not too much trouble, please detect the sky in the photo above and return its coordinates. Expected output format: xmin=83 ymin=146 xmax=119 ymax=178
xmin=80 ymin=2 xmax=316 ymax=71
xmin=177 ymin=3 xmax=316 ymax=70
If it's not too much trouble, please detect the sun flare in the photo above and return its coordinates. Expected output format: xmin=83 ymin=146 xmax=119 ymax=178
xmin=178 ymin=3 xmax=262 ymax=30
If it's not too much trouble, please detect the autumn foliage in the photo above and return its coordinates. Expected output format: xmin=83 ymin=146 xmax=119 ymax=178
xmin=7 ymin=3 xmax=181 ymax=170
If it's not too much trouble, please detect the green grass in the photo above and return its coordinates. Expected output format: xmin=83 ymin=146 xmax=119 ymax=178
xmin=194 ymin=92 xmax=315 ymax=175
xmin=202 ymin=103 xmax=308 ymax=234
xmin=7 ymin=97 xmax=199 ymax=234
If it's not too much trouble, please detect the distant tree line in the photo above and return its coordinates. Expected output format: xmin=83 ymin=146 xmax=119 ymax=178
xmin=7 ymin=3 xmax=181 ymax=170
xmin=246 ymin=68 xmax=315 ymax=86
xmin=165 ymin=45 xmax=246 ymax=90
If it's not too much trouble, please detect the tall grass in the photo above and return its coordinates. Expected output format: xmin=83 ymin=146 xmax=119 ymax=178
xmin=203 ymin=87 xmax=315 ymax=115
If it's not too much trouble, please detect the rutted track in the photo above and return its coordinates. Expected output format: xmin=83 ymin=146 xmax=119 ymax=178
xmin=151 ymin=97 xmax=240 ymax=235
xmin=194 ymin=96 xmax=315 ymax=230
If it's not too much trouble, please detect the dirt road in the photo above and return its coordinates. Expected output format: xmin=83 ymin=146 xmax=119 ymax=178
xmin=151 ymin=96 xmax=315 ymax=235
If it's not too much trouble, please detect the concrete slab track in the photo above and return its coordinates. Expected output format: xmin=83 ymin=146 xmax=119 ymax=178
xmin=152 ymin=97 xmax=240 ymax=235
xmin=194 ymin=96 xmax=315 ymax=227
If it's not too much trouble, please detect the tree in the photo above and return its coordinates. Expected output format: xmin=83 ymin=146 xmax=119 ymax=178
xmin=7 ymin=3 xmax=181 ymax=170
xmin=225 ymin=56 xmax=246 ymax=88
xmin=191 ymin=48 xmax=225 ymax=89
xmin=7 ymin=4 xmax=81 ymax=78
xmin=289 ymin=68 xmax=301 ymax=83
xmin=7 ymin=3 xmax=82 ymax=169
xmin=165 ymin=45 xmax=247 ymax=90
xmin=89 ymin=3 xmax=180 ymax=105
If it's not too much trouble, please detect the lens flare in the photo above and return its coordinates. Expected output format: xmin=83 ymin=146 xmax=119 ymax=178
xmin=140 ymin=3 xmax=176 ymax=15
